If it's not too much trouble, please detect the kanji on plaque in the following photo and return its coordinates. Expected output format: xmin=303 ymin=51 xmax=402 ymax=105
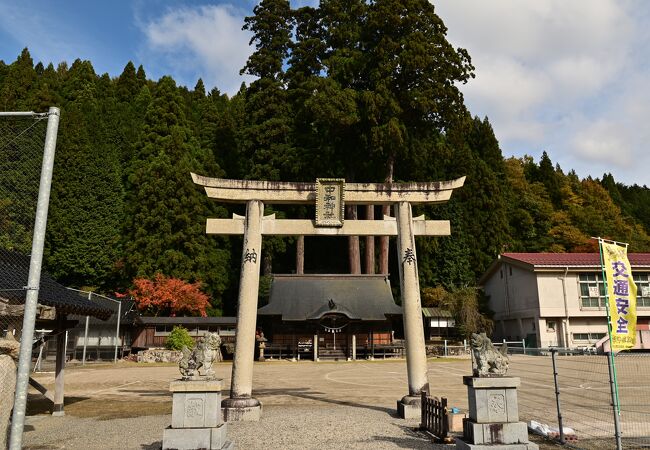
xmin=315 ymin=178 xmax=345 ymax=227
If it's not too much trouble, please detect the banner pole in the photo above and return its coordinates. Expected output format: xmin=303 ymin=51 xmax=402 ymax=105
xmin=597 ymin=237 xmax=622 ymax=415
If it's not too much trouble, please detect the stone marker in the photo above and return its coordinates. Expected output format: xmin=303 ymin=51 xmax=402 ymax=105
xmin=163 ymin=333 xmax=234 ymax=450
xmin=455 ymin=333 xmax=538 ymax=450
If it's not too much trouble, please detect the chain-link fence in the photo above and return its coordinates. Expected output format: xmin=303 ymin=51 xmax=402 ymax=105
xmin=1 ymin=110 xmax=58 ymax=450
xmin=509 ymin=349 xmax=650 ymax=449
xmin=0 ymin=113 xmax=48 ymax=333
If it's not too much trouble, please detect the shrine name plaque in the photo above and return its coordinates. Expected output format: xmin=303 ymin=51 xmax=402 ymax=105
xmin=315 ymin=178 xmax=345 ymax=227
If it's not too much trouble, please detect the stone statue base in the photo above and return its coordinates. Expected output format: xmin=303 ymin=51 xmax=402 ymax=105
xmin=163 ymin=379 xmax=235 ymax=450
xmin=455 ymin=377 xmax=537 ymax=450
xmin=397 ymin=395 xmax=421 ymax=419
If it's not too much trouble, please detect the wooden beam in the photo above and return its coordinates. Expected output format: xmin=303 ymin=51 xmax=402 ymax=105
xmin=206 ymin=217 xmax=451 ymax=236
xmin=29 ymin=377 xmax=54 ymax=402
xmin=53 ymin=315 xmax=66 ymax=416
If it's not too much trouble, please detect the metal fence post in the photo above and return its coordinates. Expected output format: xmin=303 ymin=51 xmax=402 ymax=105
xmin=550 ymin=348 xmax=565 ymax=444
xmin=9 ymin=107 xmax=60 ymax=450
xmin=522 ymin=339 xmax=526 ymax=355
xmin=606 ymin=351 xmax=623 ymax=450
xmin=444 ymin=339 xmax=448 ymax=357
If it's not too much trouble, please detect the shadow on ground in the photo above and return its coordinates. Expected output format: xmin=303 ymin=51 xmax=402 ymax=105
xmin=26 ymin=394 xmax=89 ymax=415
xmin=253 ymin=387 xmax=397 ymax=416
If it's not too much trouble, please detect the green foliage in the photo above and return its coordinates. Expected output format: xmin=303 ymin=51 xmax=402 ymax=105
xmin=422 ymin=285 xmax=493 ymax=338
xmin=2 ymin=3 xmax=650 ymax=317
xmin=166 ymin=326 xmax=195 ymax=351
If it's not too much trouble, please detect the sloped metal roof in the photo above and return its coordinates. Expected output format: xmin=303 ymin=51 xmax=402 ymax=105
xmin=135 ymin=316 xmax=237 ymax=326
xmin=258 ymin=274 xmax=402 ymax=321
xmin=421 ymin=307 xmax=453 ymax=318
xmin=0 ymin=249 xmax=112 ymax=320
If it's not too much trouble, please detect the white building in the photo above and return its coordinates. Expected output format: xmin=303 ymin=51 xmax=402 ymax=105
xmin=480 ymin=253 xmax=650 ymax=349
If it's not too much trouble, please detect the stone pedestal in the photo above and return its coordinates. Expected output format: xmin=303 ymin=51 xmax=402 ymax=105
xmin=455 ymin=377 xmax=537 ymax=450
xmin=163 ymin=379 xmax=235 ymax=450
xmin=397 ymin=395 xmax=422 ymax=420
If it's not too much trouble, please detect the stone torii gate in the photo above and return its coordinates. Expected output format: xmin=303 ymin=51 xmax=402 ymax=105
xmin=192 ymin=174 xmax=465 ymax=421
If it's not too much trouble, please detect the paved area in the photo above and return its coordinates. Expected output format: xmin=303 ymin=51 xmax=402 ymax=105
xmin=20 ymin=357 xmax=559 ymax=449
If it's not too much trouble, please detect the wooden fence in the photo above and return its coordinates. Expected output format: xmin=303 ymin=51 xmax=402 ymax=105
xmin=420 ymin=392 xmax=450 ymax=442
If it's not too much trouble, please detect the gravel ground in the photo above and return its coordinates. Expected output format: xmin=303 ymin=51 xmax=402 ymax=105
xmin=23 ymin=405 xmax=451 ymax=450
xmin=19 ymin=359 xmax=558 ymax=449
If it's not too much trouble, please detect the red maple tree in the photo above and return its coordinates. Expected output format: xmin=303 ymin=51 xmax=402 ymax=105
xmin=127 ymin=273 xmax=210 ymax=317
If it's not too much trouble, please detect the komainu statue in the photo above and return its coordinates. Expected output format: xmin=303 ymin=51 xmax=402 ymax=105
xmin=178 ymin=332 xmax=223 ymax=379
xmin=470 ymin=332 xmax=509 ymax=377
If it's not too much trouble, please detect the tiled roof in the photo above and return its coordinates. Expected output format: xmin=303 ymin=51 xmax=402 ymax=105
xmin=0 ymin=249 xmax=112 ymax=320
xmin=259 ymin=274 xmax=401 ymax=320
xmin=501 ymin=252 xmax=650 ymax=267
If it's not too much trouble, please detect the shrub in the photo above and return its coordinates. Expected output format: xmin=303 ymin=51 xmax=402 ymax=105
xmin=166 ymin=326 xmax=194 ymax=350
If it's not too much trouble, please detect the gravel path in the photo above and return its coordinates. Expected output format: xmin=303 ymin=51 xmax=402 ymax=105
xmin=23 ymin=405 xmax=452 ymax=449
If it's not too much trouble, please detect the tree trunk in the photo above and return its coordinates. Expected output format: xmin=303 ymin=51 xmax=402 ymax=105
xmin=364 ymin=205 xmax=375 ymax=274
xmin=347 ymin=205 xmax=361 ymax=274
xmin=263 ymin=253 xmax=272 ymax=276
xmin=296 ymin=235 xmax=304 ymax=274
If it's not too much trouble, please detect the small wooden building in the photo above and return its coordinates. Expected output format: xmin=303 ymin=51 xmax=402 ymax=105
xmin=422 ymin=307 xmax=456 ymax=340
xmin=131 ymin=316 xmax=238 ymax=351
xmin=257 ymin=274 xmax=403 ymax=360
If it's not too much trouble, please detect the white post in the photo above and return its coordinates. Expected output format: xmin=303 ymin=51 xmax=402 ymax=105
xmin=395 ymin=201 xmax=429 ymax=418
xmin=313 ymin=334 xmax=318 ymax=362
xmin=222 ymin=200 xmax=264 ymax=421
xmin=114 ymin=300 xmax=121 ymax=363
xmin=10 ymin=107 xmax=60 ymax=450
xmin=352 ymin=334 xmax=356 ymax=361
xmin=444 ymin=339 xmax=448 ymax=357
xmin=522 ymin=339 xmax=526 ymax=355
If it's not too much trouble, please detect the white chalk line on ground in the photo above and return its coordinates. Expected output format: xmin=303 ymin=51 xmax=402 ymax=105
xmin=90 ymin=380 xmax=141 ymax=395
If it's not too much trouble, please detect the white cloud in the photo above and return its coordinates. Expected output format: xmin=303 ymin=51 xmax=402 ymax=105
xmin=434 ymin=0 xmax=650 ymax=185
xmin=142 ymin=4 xmax=254 ymax=94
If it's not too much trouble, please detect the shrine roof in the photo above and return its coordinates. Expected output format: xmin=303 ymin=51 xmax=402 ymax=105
xmin=258 ymin=274 xmax=402 ymax=321
xmin=0 ymin=249 xmax=112 ymax=320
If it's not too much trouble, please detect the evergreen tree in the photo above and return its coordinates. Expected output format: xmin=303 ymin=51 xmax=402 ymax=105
xmin=46 ymin=65 xmax=124 ymax=288
xmin=122 ymin=76 xmax=230 ymax=311
xmin=0 ymin=48 xmax=38 ymax=110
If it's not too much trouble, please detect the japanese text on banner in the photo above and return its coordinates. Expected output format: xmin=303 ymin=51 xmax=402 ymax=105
xmin=602 ymin=242 xmax=637 ymax=350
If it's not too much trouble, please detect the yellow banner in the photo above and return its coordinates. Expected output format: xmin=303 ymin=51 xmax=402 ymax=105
xmin=602 ymin=242 xmax=637 ymax=350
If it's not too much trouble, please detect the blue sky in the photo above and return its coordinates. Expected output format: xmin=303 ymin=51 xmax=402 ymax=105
xmin=1 ymin=0 xmax=648 ymax=186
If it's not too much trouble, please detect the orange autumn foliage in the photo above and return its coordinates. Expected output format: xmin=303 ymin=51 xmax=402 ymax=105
xmin=128 ymin=273 xmax=210 ymax=317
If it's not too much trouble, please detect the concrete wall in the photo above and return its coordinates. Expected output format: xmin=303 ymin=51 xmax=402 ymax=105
xmin=485 ymin=263 xmax=539 ymax=344
xmin=484 ymin=263 xmax=650 ymax=347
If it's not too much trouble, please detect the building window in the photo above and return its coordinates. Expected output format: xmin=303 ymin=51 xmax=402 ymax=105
xmin=573 ymin=332 xmax=606 ymax=342
xmin=579 ymin=273 xmax=606 ymax=308
xmin=154 ymin=325 xmax=170 ymax=336
xmin=634 ymin=273 xmax=650 ymax=307
xmin=546 ymin=320 xmax=556 ymax=332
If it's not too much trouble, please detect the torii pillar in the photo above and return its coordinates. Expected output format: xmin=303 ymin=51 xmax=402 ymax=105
xmin=192 ymin=174 xmax=465 ymax=421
